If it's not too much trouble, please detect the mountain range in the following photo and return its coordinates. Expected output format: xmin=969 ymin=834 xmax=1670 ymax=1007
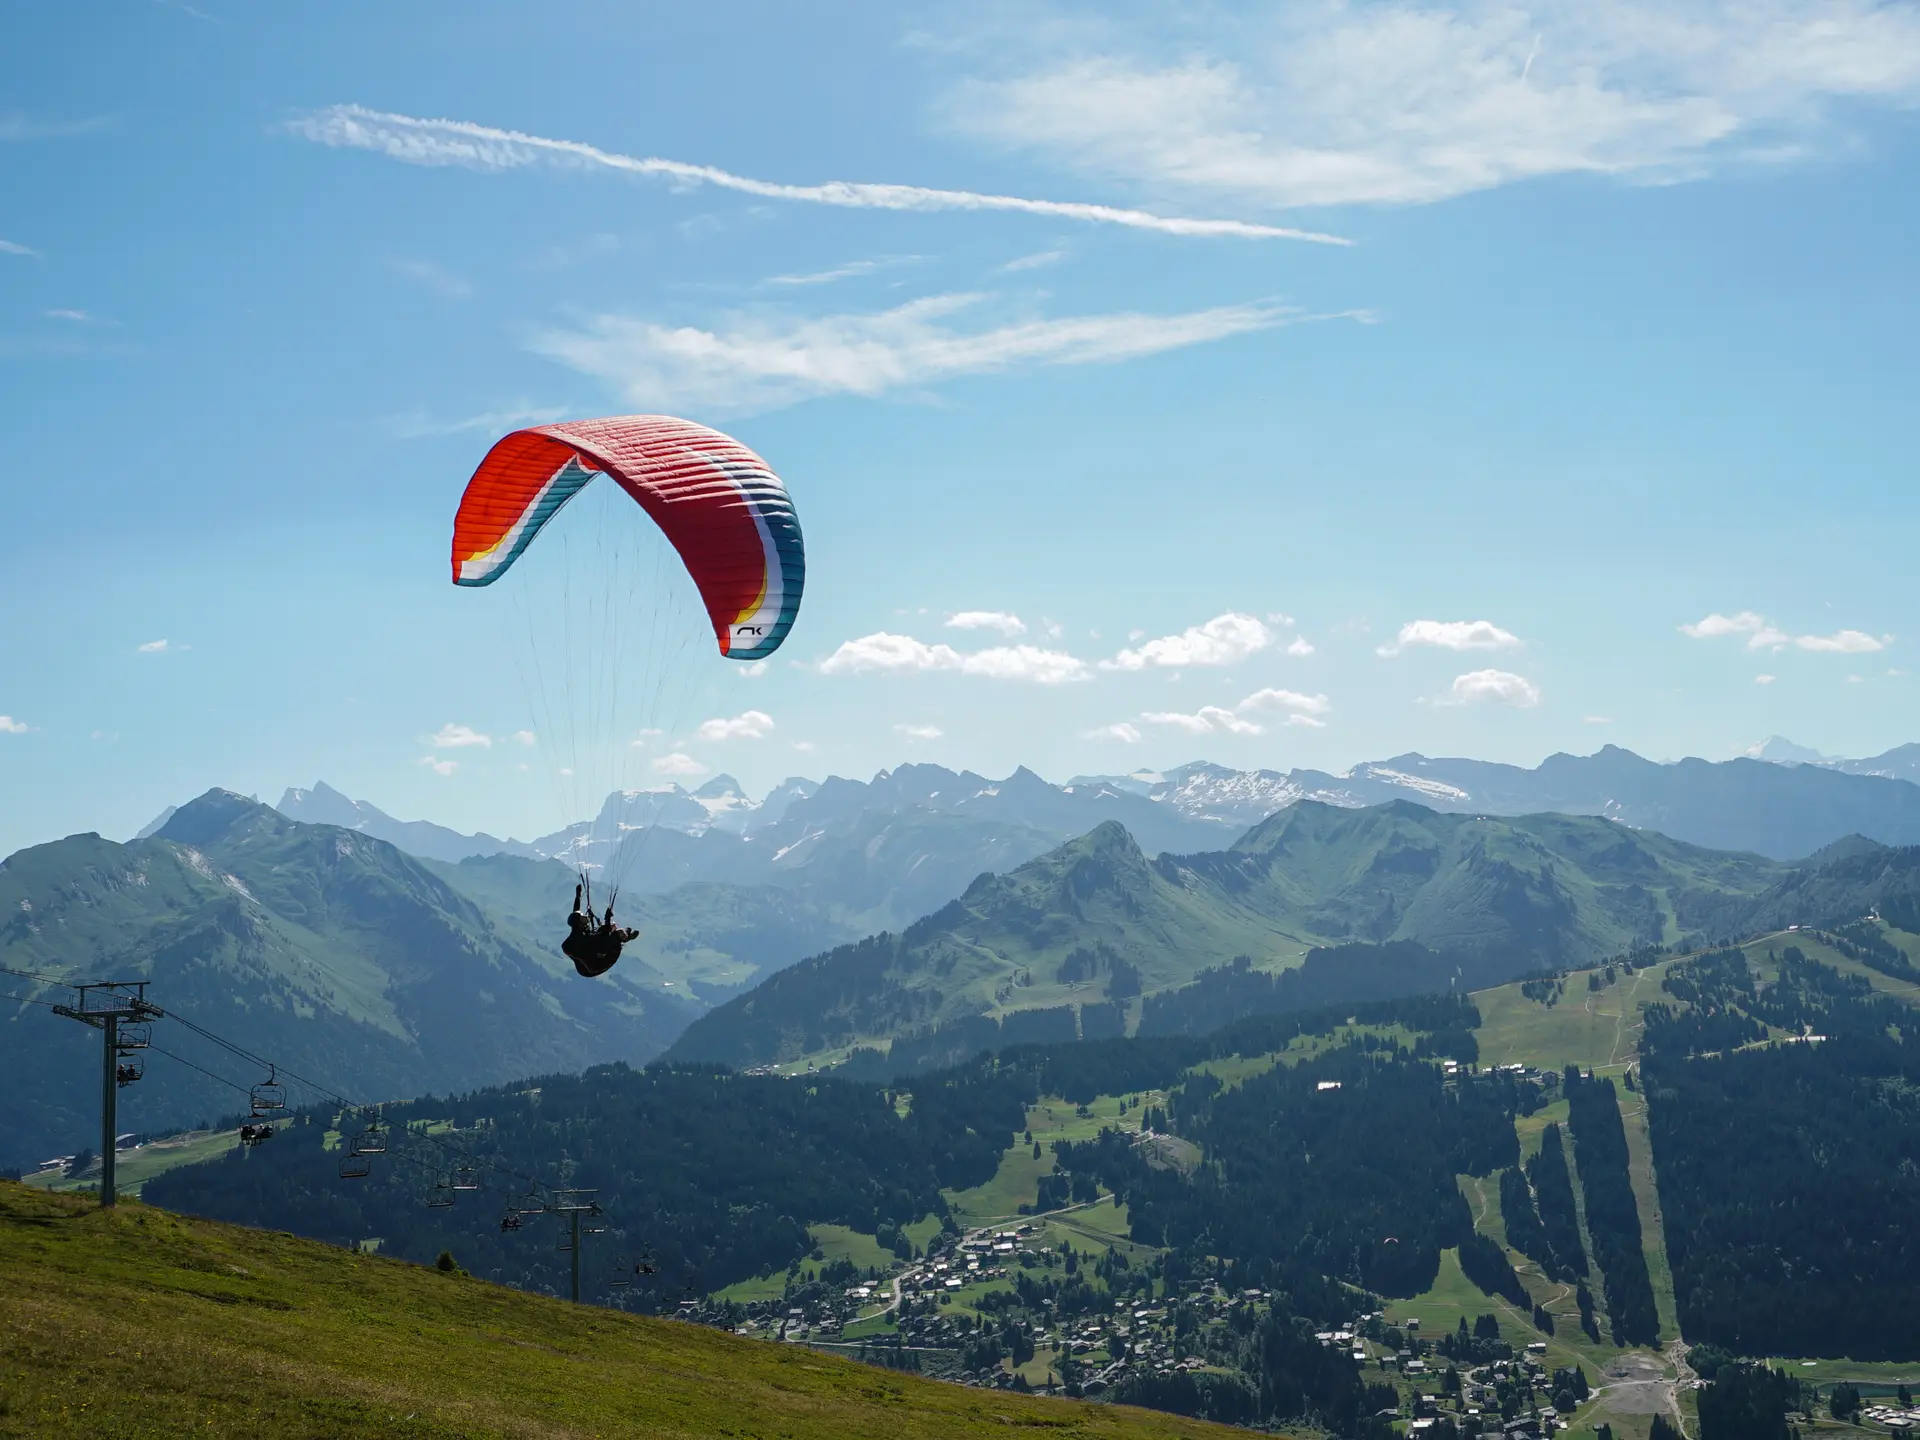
xmin=663 ymin=799 xmax=1796 ymax=1072
xmin=0 ymin=790 xmax=700 ymax=1167
xmin=275 ymin=742 xmax=1920 ymax=881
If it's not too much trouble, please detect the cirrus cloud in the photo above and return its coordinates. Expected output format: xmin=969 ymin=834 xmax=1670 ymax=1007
xmin=942 ymin=3 xmax=1920 ymax=210
xmin=531 ymin=293 xmax=1312 ymax=417
xmin=289 ymin=104 xmax=1347 ymax=242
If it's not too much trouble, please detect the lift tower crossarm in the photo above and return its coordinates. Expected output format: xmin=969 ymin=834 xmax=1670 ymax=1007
xmin=51 ymin=982 xmax=163 ymax=1209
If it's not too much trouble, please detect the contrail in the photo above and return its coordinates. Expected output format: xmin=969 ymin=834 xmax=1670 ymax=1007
xmin=289 ymin=105 xmax=1351 ymax=246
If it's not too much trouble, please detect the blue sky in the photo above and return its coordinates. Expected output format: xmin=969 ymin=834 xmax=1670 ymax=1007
xmin=4 ymin=0 xmax=1919 ymax=856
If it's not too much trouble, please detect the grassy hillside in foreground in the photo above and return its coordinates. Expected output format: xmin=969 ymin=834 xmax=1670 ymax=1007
xmin=0 ymin=1182 xmax=1242 ymax=1440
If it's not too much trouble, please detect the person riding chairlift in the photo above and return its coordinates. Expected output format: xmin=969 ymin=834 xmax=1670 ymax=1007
xmin=562 ymin=881 xmax=637 ymax=979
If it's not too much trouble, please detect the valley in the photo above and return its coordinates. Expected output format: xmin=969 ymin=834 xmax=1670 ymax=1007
xmin=12 ymin=766 xmax=1920 ymax=1439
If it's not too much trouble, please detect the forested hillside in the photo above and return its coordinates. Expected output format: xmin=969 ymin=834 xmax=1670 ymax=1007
xmin=1644 ymin=945 xmax=1920 ymax=1358
xmin=0 ymin=791 xmax=698 ymax=1167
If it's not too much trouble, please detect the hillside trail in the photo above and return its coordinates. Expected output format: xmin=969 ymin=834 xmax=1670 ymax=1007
xmin=1663 ymin=1337 xmax=1698 ymax=1437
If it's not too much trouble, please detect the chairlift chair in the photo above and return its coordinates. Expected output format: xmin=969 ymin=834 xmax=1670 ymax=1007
xmin=115 ymin=1056 xmax=144 ymax=1087
xmin=350 ymin=1122 xmax=387 ymax=1158
xmin=451 ymin=1164 xmax=480 ymax=1191
xmin=250 ymin=1065 xmax=287 ymax=1116
xmin=500 ymin=1211 xmax=523 ymax=1233
xmin=115 ymin=1021 xmax=152 ymax=1052
xmin=239 ymin=1122 xmax=275 ymax=1147
xmin=425 ymin=1176 xmax=456 ymax=1209
xmin=339 ymin=1151 xmax=372 ymax=1180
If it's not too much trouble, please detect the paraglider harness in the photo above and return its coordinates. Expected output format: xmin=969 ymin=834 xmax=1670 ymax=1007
xmin=563 ymin=874 xmax=635 ymax=979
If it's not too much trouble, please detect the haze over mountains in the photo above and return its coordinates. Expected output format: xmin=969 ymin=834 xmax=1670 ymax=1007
xmin=14 ymin=739 xmax=1920 ymax=1166
xmin=272 ymin=740 xmax=1920 ymax=877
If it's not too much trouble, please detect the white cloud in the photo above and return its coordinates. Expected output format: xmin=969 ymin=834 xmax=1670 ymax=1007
xmin=418 ymin=756 xmax=458 ymax=776
xmin=818 ymin=631 xmax=1089 ymax=684
xmin=697 ymin=709 xmax=776 ymax=741
xmin=136 ymin=638 xmax=182 ymax=654
xmin=628 ymin=726 xmax=665 ymax=748
xmin=947 ymin=610 xmax=1027 ymax=637
xmin=1082 ymin=722 xmax=1144 ymax=743
xmin=736 ymin=660 xmax=770 ymax=677
xmin=653 ymin=751 xmax=708 ymax=776
xmin=290 ymin=105 xmax=1348 ymax=242
xmin=943 ymin=3 xmax=1920 ymax=209
xmin=511 ymin=729 xmax=537 ymax=746
xmin=1755 ymin=674 xmax=1777 ymax=684
xmin=1141 ymin=685 xmax=1330 ymax=736
xmin=1144 ymin=705 xmax=1264 ymax=736
xmin=1286 ymin=636 xmax=1315 ymax=657
xmin=387 ymin=403 xmax=569 ymax=439
xmin=531 ymin=293 xmax=1310 ymax=417
xmin=792 ymin=740 xmax=818 ymax=753
xmin=0 ymin=239 xmax=39 ymax=257
xmin=1680 ymin=610 xmax=1790 ymax=649
xmin=46 ymin=308 xmax=96 ymax=324
xmin=1583 ymin=715 xmax=1613 ymax=724
xmin=1378 ymin=619 xmax=1521 ymax=656
xmin=1238 ymin=688 xmax=1332 ymax=727
xmin=1104 ymin=612 xmax=1271 ymax=671
xmin=1682 ymin=611 xmax=1887 ymax=652
xmin=1001 ymin=248 xmax=1067 ymax=271
xmin=958 ymin=644 xmax=1090 ymax=684
xmin=1796 ymin=629 xmax=1886 ymax=653
xmin=1441 ymin=669 xmax=1542 ymax=707
xmin=896 ymin=723 xmax=944 ymax=740
xmin=764 ymin=255 xmax=920 ymax=287
xmin=429 ymin=723 xmax=492 ymax=748
xmin=0 ymin=716 xmax=28 ymax=734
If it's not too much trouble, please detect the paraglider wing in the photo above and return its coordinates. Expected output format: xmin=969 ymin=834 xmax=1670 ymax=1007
xmin=450 ymin=415 xmax=804 ymax=660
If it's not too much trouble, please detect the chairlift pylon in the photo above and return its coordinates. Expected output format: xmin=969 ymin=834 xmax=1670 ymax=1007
xmin=250 ymin=1065 xmax=286 ymax=1117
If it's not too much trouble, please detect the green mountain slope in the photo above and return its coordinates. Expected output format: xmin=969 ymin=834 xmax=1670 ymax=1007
xmin=667 ymin=802 xmax=1787 ymax=1069
xmin=0 ymin=1182 xmax=1236 ymax=1439
xmin=0 ymin=791 xmax=698 ymax=1169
